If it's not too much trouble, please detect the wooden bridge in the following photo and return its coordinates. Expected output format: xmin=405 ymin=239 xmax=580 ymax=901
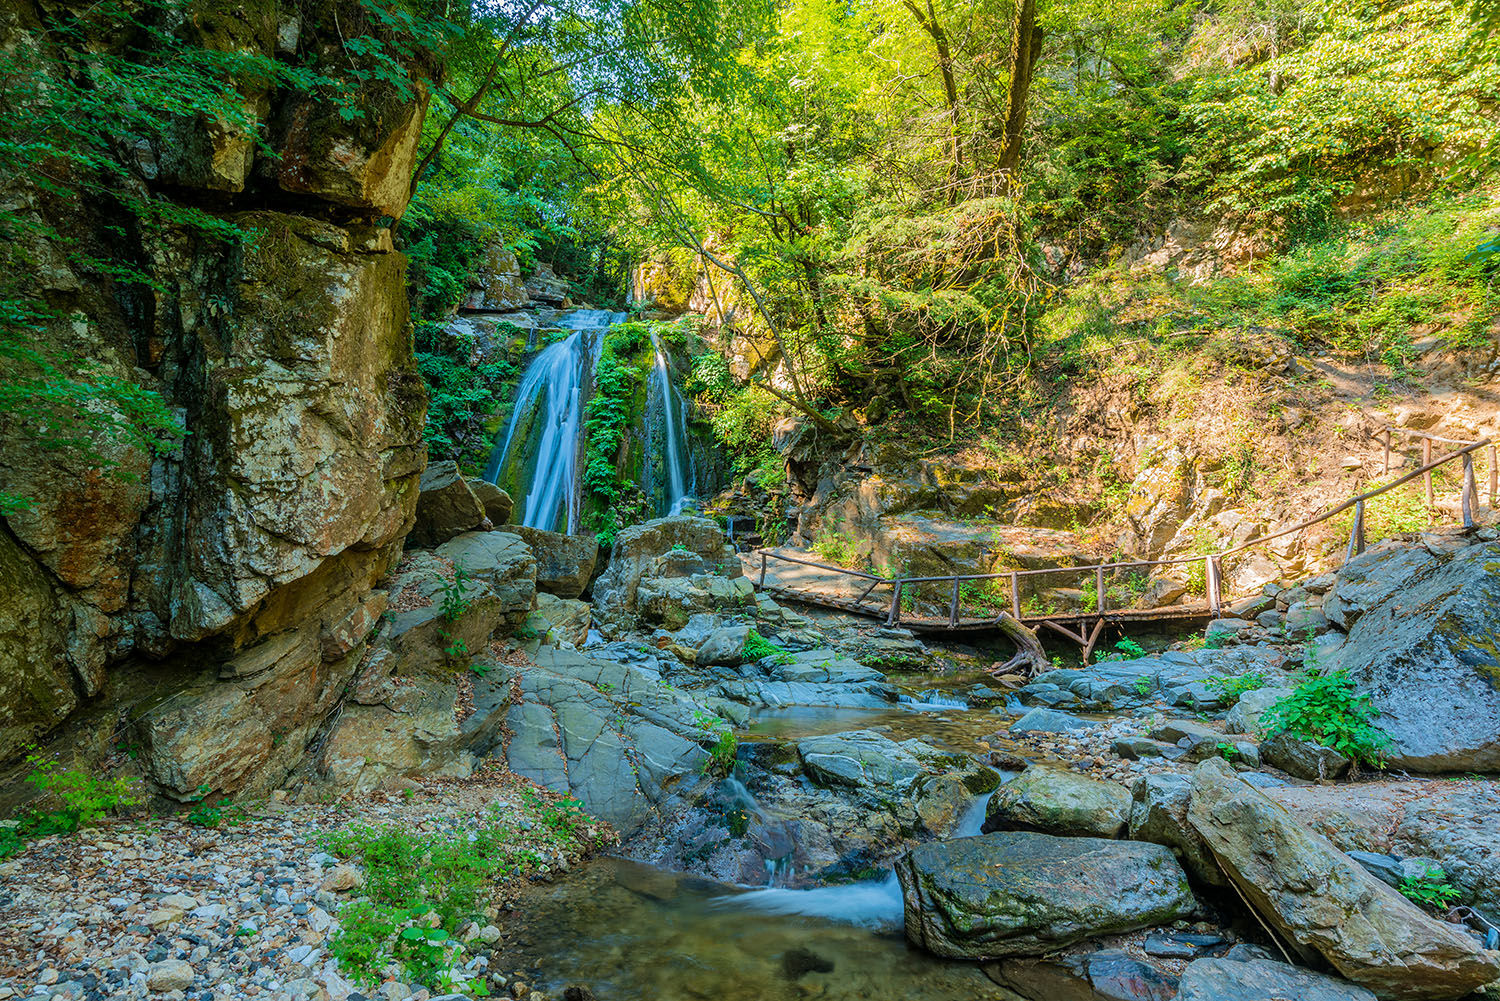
xmin=751 ymin=428 xmax=1496 ymax=664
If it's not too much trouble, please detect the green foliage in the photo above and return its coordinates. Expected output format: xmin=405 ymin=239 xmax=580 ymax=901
xmin=1 ymin=755 xmax=140 ymax=857
xmin=1399 ymin=865 xmax=1462 ymax=911
xmin=742 ymin=628 xmax=792 ymax=665
xmin=185 ymin=785 xmax=241 ymax=829
xmin=1206 ymin=671 xmax=1269 ymax=701
xmin=1261 ymin=670 xmax=1390 ymax=767
xmin=415 ymin=341 xmax=519 ymax=475
xmin=581 ymin=322 xmax=653 ymax=547
xmin=439 ymin=565 xmax=474 ymax=622
xmin=811 ymin=527 xmax=862 ymax=568
xmin=325 ymin=796 xmax=606 ymax=986
xmin=703 ymin=731 xmax=740 ymax=778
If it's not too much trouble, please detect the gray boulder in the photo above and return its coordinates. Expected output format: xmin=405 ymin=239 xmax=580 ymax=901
xmin=503 ymin=526 xmax=599 ymax=599
xmin=469 ymin=480 xmax=513 ymax=526
xmin=696 ymin=625 xmax=750 ymax=666
xmin=410 ymin=461 xmax=486 ymax=547
xmin=591 ymin=516 xmax=739 ymax=630
xmin=985 ymin=949 xmax=1179 ymax=1001
xmin=1322 ymin=543 xmax=1440 ymax=631
xmin=984 ymin=766 xmax=1131 ymax=838
xmin=1187 ymin=758 xmax=1500 ymax=1000
xmin=433 ymin=531 xmax=537 ymax=625
xmin=1226 ymin=686 xmax=1291 ymax=735
xmin=1127 ymin=773 xmax=1226 ymax=888
xmin=1204 ymin=618 xmax=1252 ymax=643
xmin=797 ymin=730 xmax=941 ymax=791
xmin=1337 ymin=540 xmax=1500 ymax=772
xmin=896 ymin=832 xmax=1195 ymax=959
xmin=1259 ymin=731 xmax=1351 ymax=781
xmin=1009 ymin=707 xmax=1092 ymax=734
xmin=1176 ymin=957 xmax=1376 ymax=1001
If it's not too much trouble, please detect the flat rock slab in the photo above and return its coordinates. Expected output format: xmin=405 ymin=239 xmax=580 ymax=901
xmin=1187 ymin=758 xmax=1500 ymax=1000
xmin=896 ymin=831 xmax=1194 ymax=959
xmin=1176 ymin=957 xmax=1376 ymax=1001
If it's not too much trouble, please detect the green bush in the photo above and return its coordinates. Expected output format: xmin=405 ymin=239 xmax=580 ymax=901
xmin=1399 ymin=864 xmax=1461 ymax=911
xmin=741 ymin=628 xmax=788 ymax=664
xmin=1 ymin=755 xmax=140 ymax=857
xmin=1205 ymin=671 xmax=1268 ymax=701
xmin=1261 ymin=670 xmax=1390 ymax=768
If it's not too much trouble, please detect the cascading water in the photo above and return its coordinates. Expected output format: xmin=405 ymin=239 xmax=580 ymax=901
xmin=485 ymin=309 xmax=624 ymax=533
xmin=646 ymin=331 xmax=695 ymax=516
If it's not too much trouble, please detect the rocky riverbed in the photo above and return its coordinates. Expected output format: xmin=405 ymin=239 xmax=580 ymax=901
xmin=5 ymin=506 xmax=1500 ymax=1001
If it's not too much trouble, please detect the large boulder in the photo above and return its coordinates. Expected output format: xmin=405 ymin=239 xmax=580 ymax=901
xmin=469 ymin=480 xmax=513 ymax=526
xmin=433 ymin=532 xmax=537 ymax=626
xmin=896 ymin=832 xmax=1195 ymax=959
xmin=1127 ymin=773 xmax=1226 ymax=888
xmin=983 ymin=767 xmax=1131 ymax=839
xmin=591 ymin=516 xmax=738 ymax=631
xmin=984 ymin=949 xmax=1180 ymax=1001
xmin=1175 ymin=957 xmax=1376 ymax=1001
xmin=461 ymin=242 xmax=527 ymax=312
xmin=797 ymin=731 xmax=943 ymax=791
xmin=1187 ymin=758 xmax=1500 ymax=1000
xmin=504 ymin=526 xmax=598 ymax=598
xmin=525 ymin=593 xmax=591 ymax=647
xmin=1336 ymin=540 xmax=1500 ymax=772
xmin=1322 ymin=543 xmax=1441 ymax=631
xmin=410 ymin=462 xmax=486 ymax=548
xmin=1226 ymin=686 xmax=1292 ymax=735
xmin=1259 ymin=731 xmax=1351 ymax=781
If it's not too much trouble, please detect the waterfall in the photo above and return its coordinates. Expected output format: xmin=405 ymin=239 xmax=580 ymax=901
xmin=647 ymin=331 xmax=694 ymax=516
xmin=485 ymin=309 xmax=623 ymax=534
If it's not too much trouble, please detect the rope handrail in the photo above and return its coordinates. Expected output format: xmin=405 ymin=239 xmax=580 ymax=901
xmin=753 ymin=432 xmax=1493 ymax=636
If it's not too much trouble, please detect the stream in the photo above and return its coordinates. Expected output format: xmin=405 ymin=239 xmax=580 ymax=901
xmin=495 ymin=793 xmax=1009 ymax=1001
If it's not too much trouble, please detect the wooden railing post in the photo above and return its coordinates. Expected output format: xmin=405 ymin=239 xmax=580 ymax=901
xmin=1010 ymin=572 xmax=1020 ymax=619
xmin=949 ymin=577 xmax=961 ymax=627
xmin=1423 ymin=437 xmax=1434 ymax=513
xmin=1095 ymin=565 xmax=1106 ymax=616
xmin=886 ymin=579 xmax=903 ymax=626
xmin=1345 ymin=498 xmax=1365 ymax=564
xmin=1382 ymin=429 xmax=1391 ymax=476
xmin=759 ymin=551 xmax=767 ymax=587
xmin=1462 ymin=452 xmax=1478 ymax=529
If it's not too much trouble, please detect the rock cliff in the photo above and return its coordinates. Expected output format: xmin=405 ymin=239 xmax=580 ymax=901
xmin=0 ymin=0 xmax=434 ymax=801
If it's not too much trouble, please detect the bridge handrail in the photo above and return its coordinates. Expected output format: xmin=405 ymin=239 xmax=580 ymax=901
xmin=755 ymin=434 xmax=1493 ymax=630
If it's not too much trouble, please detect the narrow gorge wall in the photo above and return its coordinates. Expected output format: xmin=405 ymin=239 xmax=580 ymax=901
xmin=0 ymin=0 xmax=432 ymax=800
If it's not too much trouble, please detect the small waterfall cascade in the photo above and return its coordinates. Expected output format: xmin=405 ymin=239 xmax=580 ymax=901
xmin=646 ymin=331 xmax=695 ymax=516
xmin=485 ymin=309 xmax=623 ymax=533
xmin=897 ymin=690 xmax=969 ymax=712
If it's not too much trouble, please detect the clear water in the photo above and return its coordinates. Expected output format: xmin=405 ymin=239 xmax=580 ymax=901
xmin=496 ymin=856 xmax=1011 ymax=1001
xmin=486 ymin=309 xmax=624 ymax=533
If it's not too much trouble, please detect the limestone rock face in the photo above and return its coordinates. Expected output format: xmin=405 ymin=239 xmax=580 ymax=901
xmin=897 ymin=832 xmax=1195 ymax=959
xmin=0 ymin=1 xmax=433 ymax=785
xmin=1337 ymin=540 xmax=1500 ymax=772
xmin=1187 ymin=758 xmax=1500 ymax=1000
xmin=796 ymin=731 xmax=945 ymax=791
xmin=526 ymin=593 xmax=591 ymax=647
xmin=983 ymin=767 xmax=1131 ymax=839
xmin=504 ymin=526 xmax=599 ymax=598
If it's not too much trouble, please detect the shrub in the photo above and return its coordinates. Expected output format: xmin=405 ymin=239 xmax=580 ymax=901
xmin=811 ymin=528 xmax=861 ymax=568
xmin=1 ymin=755 xmax=140 ymax=858
xmin=1205 ymin=671 xmax=1268 ymax=701
xmin=741 ymin=628 xmax=789 ymax=664
xmin=1400 ymin=865 xmax=1461 ymax=911
xmin=1261 ymin=670 xmax=1390 ymax=768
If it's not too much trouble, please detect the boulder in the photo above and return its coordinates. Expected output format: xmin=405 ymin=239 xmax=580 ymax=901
xmin=432 ymin=532 xmax=537 ymax=625
xmin=1186 ymin=758 xmax=1500 ymax=1000
xmin=1226 ymin=686 xmax=1291 ymax=736
xmin=696 ymin=626 xmax=750 ymax=666
xmin=896 ymin=832 xmax=1195 ymax=959
xmin=1337 ymin=540 xmax=1500 ymax=771
xmin=525 ymin=593 xmax=591 ymax=647
xmin=1112 ymin=737 xmax=1167 ymax=759
xmin=1148 ymin=719 xmax=1218 ymax=743
xmin=984 ymin=767 xmax=1131 ymax=839
xmin=1009 ymin=707 xmax=1092 ymax=734
xmin=592 ymin=516 xmax=739 ymax=630
xmin=314 ymin=675 xmax=477 ymax=794
xmin=1259 ymin=732 xmax=1351 ymax=781
xmin=410 ymin=462 xmax=486 ymax=548
xmin=1175 ymin=958 xmax=1377 ymax=1001
xmin=985 ymin=949 xmax=1179 ymax=1001
xmin=504 ymin=526 xmax=598 ymax=599
xmin=461 ymin=242 xmax=527 ymax=312
xmin=797 ymin=731 xmax=942 ymax=791
xmin=1127 ymin=773 xmax=1226 ymax=888
xmin=1322 ymin=543 xmax=1441 ymax=631
xmin=1204 ymin=618 xmax=1252 ymax=644
xmin=469 ymin=480 xmax=513 ymax=526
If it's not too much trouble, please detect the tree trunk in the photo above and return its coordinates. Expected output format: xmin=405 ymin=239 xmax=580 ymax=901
xmin=993 ymin=613 xmax=1048 ymax=676
xmin=998 ymin=0 xmax=1043 ymax=176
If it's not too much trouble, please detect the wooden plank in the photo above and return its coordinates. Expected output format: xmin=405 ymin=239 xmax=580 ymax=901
xmin=1424 ymin=437 xmax=1434 ymax=511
